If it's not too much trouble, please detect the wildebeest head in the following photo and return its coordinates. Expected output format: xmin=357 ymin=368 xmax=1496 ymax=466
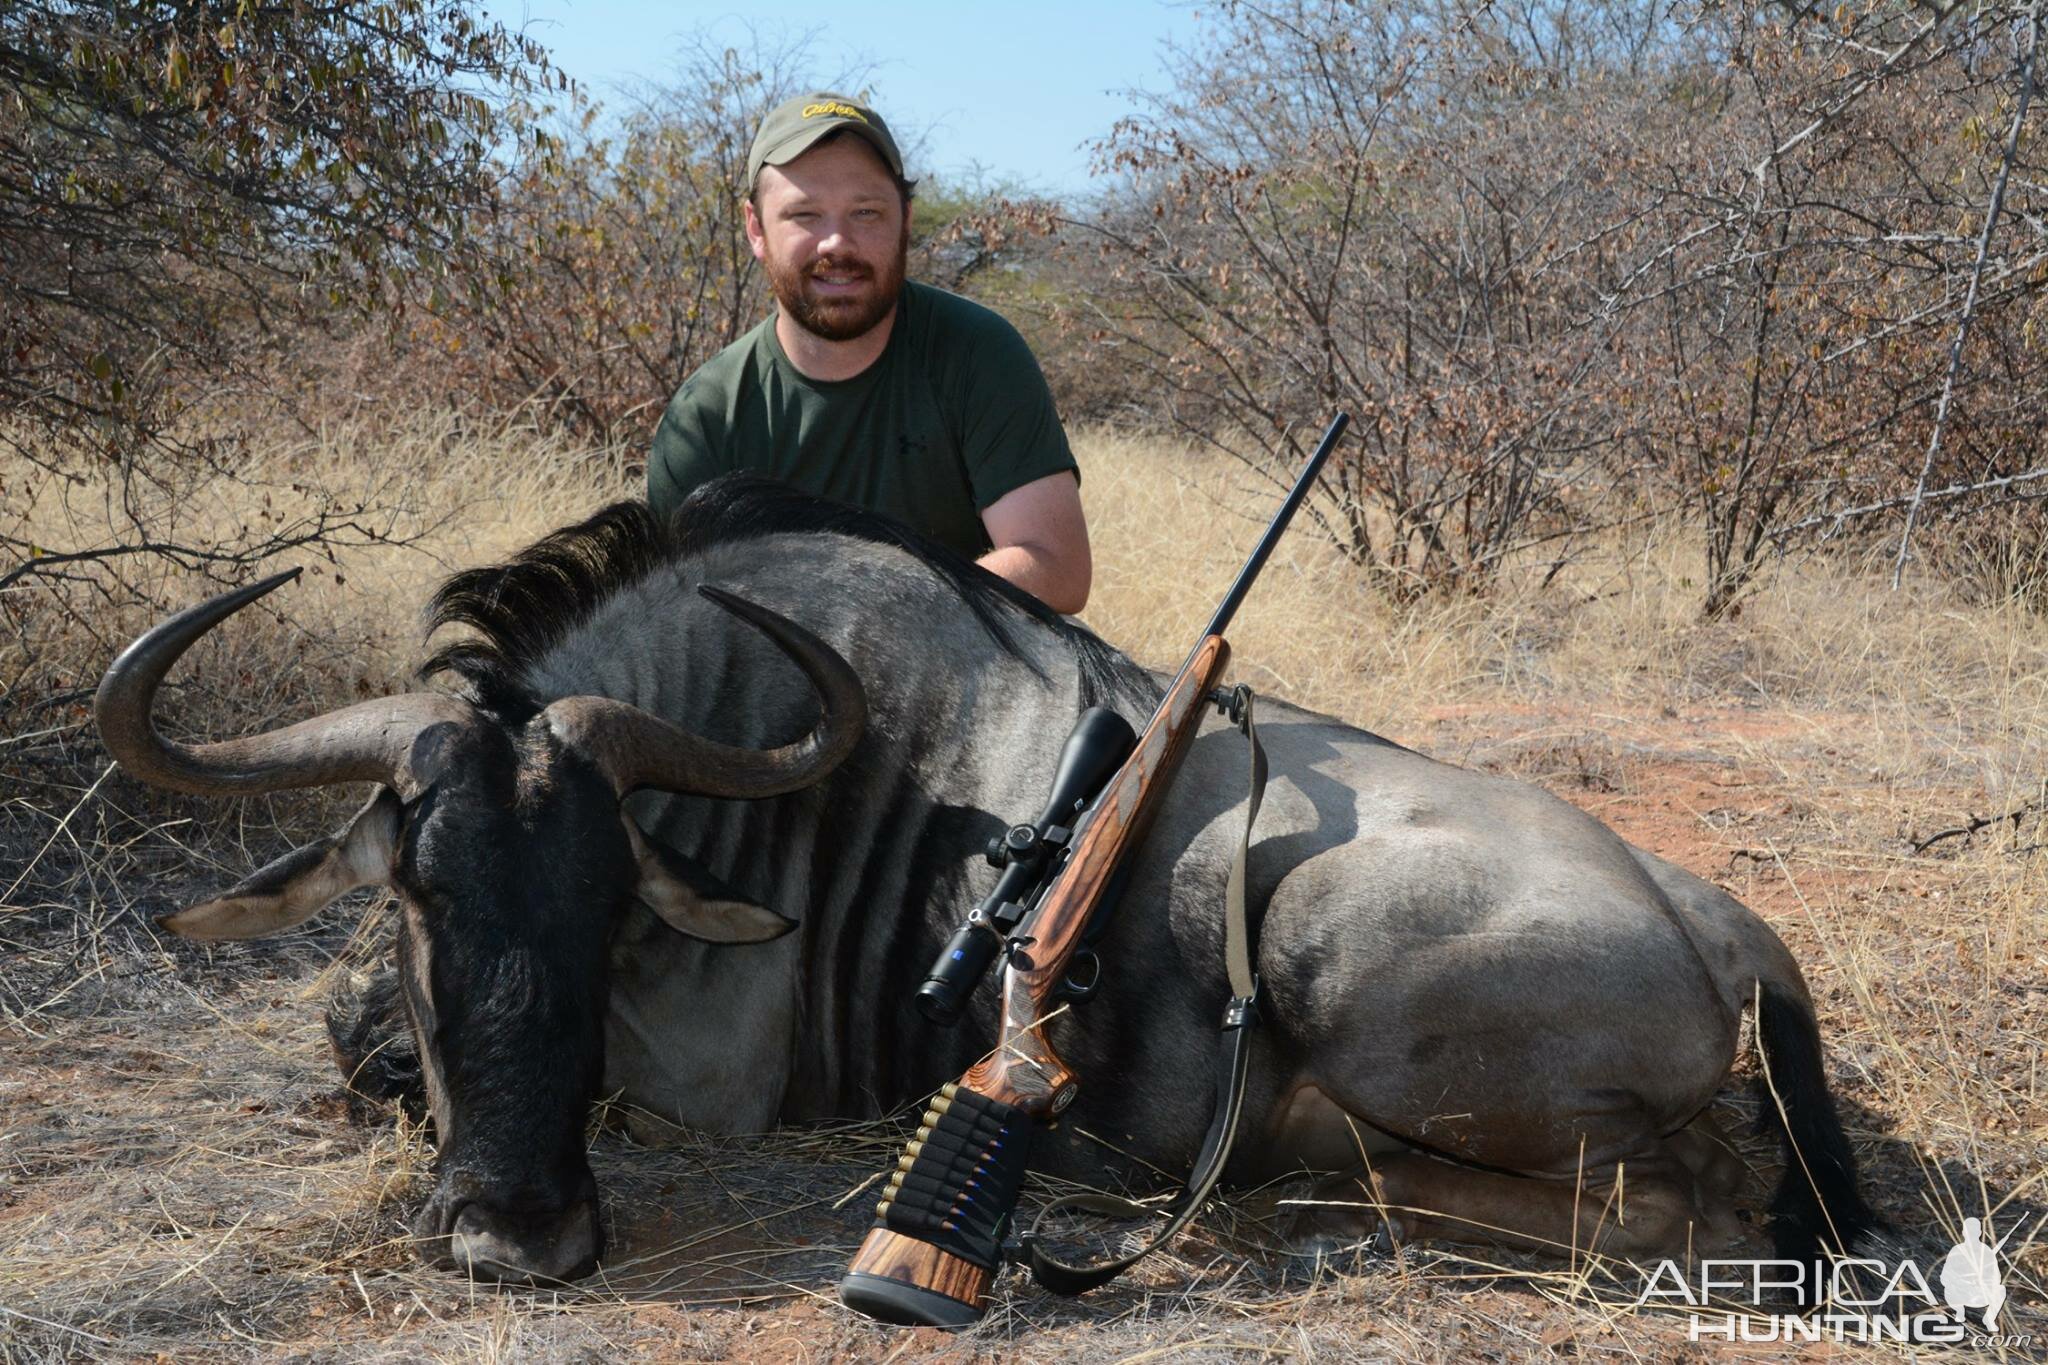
xmin=95 ymin=570 xmax=865 ymax=1283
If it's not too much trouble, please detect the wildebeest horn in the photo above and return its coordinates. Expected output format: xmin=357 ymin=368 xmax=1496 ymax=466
xmin=95 ymin=569 xmax=476 ymax=800
xmin=544 ymin=585 xmax=866 ymax=799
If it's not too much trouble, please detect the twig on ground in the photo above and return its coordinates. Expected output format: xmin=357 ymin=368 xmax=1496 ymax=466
xmin=0 ymin=765 xmax=111 ymax=909
xmin=1911 ymin=791 xmax=2047 ymax=854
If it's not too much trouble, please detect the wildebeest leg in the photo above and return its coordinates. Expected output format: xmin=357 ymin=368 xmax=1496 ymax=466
xmin=1253 ymin=1081 xmax=1409 ymax=1176
xmin=324 ymin=964 xmax=425 ymax=1120
xmin=1285 ymin=1120 xmax=1743 ymax=1261
xmin=1663 ymin=1112 xmax=1745 ymax=1224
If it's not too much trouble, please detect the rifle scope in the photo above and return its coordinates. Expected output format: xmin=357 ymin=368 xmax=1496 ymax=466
xmin=914 ymin=707 xmax=1136 ymax=1024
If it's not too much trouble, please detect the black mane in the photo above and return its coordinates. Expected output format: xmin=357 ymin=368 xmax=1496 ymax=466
xmin=422 ymin=475 xmax=1149 ymax=716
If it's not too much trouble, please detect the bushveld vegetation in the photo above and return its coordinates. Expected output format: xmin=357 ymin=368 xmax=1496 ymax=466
xmin=5 ymin=1 xmax=2043 ymax=614
xmin=1050 ymin=0 xmax=2048 ymax=613
xmin=2 ymin=1 xmax=2045 ymax=1360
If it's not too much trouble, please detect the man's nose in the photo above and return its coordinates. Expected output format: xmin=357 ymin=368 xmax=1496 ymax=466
xmin=814 ymin=219 xmax=858 ymax=255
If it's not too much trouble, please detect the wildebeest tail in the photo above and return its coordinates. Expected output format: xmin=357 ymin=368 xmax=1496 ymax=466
xmin=1753 ymin=979 xmax=1877 ymax=1260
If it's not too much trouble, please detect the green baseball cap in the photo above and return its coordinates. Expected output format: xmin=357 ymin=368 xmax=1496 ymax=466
xmin=746 ymin=92 xmax=905 ymax=189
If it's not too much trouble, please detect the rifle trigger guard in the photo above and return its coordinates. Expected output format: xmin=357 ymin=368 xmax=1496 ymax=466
xmin=1055 ymin=948 xmax=1102 ymax=1003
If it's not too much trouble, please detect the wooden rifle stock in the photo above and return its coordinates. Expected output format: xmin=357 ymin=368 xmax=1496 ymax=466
xmin=840 ymin=412 xmax=1347 ymax=1326
xmin=973 ymin=633 xmax=1230 ymax=1101
xmin=842 ymin=636 xmax=1231 ymax=1323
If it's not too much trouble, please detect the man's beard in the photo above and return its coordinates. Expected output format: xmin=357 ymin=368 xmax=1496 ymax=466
xmin=766 ymin=228 xmax=908 ymax=343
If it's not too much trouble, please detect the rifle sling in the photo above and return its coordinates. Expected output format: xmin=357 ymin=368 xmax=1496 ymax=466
xmin=1020 ymin=685 xmax=1269 ymax=1296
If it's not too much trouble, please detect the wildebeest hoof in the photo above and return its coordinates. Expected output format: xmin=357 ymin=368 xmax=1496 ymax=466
xmin=1283 ymin=1225 xmax=1393 ymax=1279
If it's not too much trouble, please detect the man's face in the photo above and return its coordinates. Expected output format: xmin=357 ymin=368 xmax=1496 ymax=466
xmin=746 ymin=134 xmax=909 ymax=343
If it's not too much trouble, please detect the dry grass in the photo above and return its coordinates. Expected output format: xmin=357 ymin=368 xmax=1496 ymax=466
xmin=3 ymin=418 xmax=2044 ymax=1361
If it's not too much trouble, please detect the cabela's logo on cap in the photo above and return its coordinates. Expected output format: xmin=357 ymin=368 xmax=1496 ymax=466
xmin=802 ymin=100 xmax=869 ymax=124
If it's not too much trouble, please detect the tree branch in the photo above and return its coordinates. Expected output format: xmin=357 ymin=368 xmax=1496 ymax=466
xmin=1892 ymin=2 xmax=2042 ymax=587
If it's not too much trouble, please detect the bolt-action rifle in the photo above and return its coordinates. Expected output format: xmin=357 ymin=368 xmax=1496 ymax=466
xmin=840 ymin=414 xmax=1350 ymax=1327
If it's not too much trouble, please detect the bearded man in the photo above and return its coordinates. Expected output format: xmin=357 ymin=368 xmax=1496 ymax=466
xmin=646 ymin=93 xmax=1092 ymax=614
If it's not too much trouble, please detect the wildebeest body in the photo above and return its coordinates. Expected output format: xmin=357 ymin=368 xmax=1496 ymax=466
xmin=447 ymin=495 xmax=1798 ymax=1189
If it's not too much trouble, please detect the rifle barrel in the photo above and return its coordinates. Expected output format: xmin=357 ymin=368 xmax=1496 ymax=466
xmin=1199 ymin=412 xmax=1350 ymax=642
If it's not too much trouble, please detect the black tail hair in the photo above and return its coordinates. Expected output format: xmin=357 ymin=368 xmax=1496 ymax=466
xmin=1754 ymin=980 xmax=1879 ymax=1260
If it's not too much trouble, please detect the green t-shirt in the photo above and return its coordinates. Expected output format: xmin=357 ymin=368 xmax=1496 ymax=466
xmin=647 ymin=281 xmax=1076 ymax=560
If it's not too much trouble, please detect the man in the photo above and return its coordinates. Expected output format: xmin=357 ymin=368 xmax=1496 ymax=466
xmin=646 ymin=92 xmax=1091 ymax=614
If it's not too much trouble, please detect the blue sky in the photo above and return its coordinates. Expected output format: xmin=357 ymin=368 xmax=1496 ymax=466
xmin=474 ymin=1 xmax=1204 ymax=195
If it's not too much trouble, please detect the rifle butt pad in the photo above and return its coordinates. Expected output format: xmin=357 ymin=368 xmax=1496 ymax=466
xmin=839 ymin=1226 xmax=992 ymax=1327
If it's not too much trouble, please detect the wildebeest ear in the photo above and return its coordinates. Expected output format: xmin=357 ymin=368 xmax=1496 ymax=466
xmin=159 ymin=788 xmax=401 ymax=940
xmin=623 ymin=820 xmax=795 ymax=945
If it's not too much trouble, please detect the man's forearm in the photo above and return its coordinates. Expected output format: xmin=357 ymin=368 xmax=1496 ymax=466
xmin=978 ymin=542 xmax=1090 ymax=615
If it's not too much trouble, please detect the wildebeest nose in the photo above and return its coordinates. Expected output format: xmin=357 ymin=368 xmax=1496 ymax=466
xmin=444 ymin=1196 xmax=602 ymax=1284
xmin=416 ymin=1173 xmax=603 ymax=1284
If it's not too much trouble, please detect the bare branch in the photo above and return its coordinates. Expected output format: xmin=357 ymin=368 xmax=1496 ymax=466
xmin=1771 ymin=466 xmax=2048 ymax=543
xmin=1892 ymin=2 xmax=2044 ymax=588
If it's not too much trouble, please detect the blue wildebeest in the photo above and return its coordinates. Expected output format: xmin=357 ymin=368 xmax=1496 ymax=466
xmin=96 ymin=478 xmax=1875 ymax=1285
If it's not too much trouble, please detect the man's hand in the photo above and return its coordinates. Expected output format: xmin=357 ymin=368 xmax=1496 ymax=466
xmin=978 ymin=472 xmax=1091 ymax=615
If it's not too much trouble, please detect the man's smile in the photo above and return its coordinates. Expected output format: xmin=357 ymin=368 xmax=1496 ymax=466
xmin=809 ymin=261 xmax=874 ymax=295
